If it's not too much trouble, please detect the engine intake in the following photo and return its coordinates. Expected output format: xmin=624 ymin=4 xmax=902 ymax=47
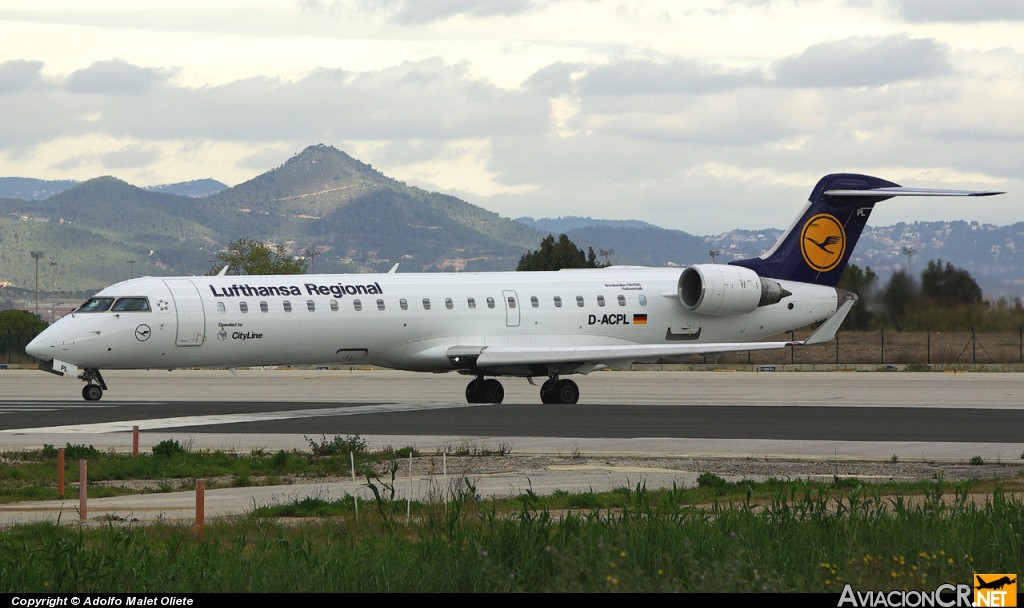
xmin=679 ymin=264 xmax=790 ymax=315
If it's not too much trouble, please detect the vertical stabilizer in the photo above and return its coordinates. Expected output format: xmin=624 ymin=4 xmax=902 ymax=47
xmin=730 ymin=174 xmax=1002 ymax=287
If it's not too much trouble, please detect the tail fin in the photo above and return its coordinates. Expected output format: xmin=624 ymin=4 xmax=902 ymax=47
xmin=730 ymin=173 xmax=1003 ymax=287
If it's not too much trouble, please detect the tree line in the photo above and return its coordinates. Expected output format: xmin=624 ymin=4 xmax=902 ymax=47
xmin=838 ymin=259 xmax=1023 ymax=332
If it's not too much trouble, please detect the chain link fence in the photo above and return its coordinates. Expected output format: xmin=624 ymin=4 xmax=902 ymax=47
xmin=710 ymin=328 xmax=1024 ymax=366
xmin=0 ymin=331 xmax=38 ymax=366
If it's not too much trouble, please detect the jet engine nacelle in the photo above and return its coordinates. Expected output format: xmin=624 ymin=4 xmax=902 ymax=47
xmin=678 ymin=264 xmax=789 ymax=315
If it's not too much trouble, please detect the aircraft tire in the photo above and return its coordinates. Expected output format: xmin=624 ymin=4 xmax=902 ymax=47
xmin=82 ymin=384 xmax=103 ymax=402
xmin=465 ymin=378 xmax=484 ymax=403
xmin=552 ymin=379 xmax=579 ymax=404
xmin=481 ymin=379 xmax=504 ymax=404
xmin=539 ymin=379 xmax=557 ymax=404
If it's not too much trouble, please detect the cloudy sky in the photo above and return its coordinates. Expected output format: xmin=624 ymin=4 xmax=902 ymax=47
xmin=1 ymin=0 xmax=1021 ymax=234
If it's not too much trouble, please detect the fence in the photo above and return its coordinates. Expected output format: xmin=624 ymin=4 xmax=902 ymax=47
xmin=705 ymin=329 xmax=1024 ymax=366
xmin=0 ymin=331 xmax=37 ymax=366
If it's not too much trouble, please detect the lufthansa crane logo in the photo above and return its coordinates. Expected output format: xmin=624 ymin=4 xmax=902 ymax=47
xmin=800 ymin=213 xmax=846 ymax=272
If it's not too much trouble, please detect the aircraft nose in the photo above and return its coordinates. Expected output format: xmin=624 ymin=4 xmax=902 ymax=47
xmin=25 ymin=330 xmax=54 ymax=361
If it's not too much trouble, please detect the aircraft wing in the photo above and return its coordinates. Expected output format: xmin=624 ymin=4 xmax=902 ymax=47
xmin=469 ymin=339 xmax=795 ymax=371
xmin=450 ymin=291 xmax=856 ymax=373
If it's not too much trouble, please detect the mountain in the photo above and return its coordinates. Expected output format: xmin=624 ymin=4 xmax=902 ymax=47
xmin=519 ymin=220 xmax=1024 ymax=300
xmin=0 ymin=145 xmax=543 ymax=293
xmin=146 ymin=179 xmax=229 ymax=197
xmin=516 ymin=216 xmax=656 ymax=233
xmin=1 ymin=144 xmax=1021 ymax=303
xmin=0 ymin=176 xmax=230 ymax=200
xmin=0 ymin=177 xmax=80 ymax=200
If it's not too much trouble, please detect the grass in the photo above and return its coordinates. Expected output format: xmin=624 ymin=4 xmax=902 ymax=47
xmin=0 ymin=438 xmax=1021 ymax=592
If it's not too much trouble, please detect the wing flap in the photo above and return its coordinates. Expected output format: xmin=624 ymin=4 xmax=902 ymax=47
xmin=473 ymin=340 xmax=795 ymax=369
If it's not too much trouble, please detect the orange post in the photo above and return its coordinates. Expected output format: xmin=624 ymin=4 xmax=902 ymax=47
xmin=57 ymin=448 xmax=65 ymax=498
xmin=195 ymin=479 xmax=205 ymax=539
xmin=79 ymin=460 xmax=87 ymax=522
xmin=133 ymin=426 xmax=139 ymax=458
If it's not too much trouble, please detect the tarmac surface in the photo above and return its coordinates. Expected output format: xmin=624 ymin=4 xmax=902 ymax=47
xmin=0 ymin=367 xmax=1022 ymax=528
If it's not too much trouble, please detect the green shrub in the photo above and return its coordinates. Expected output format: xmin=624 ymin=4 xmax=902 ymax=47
xmin=152 ymin=439 xmax=187 ymax=458
xmin=305 ymin=434 xmax=367 ymax=456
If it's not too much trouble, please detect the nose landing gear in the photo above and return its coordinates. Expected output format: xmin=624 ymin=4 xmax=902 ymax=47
xmin=79 ymin=369 xmax=108 ymax=401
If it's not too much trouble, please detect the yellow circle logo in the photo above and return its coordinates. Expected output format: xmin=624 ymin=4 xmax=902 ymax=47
xmin=800 ymin=214 xmax=846 ymax=272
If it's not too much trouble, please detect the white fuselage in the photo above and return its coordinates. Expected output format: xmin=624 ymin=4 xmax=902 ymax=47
xmin=29 ymin=266 xmax=838 ymax=375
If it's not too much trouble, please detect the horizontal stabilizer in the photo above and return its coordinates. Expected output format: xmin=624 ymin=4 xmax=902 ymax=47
xmin=825 ymin=186 xmax=1004 ymax=197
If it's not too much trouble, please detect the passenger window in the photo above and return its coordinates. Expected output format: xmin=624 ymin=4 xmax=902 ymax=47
xmin=377 ymin=299 xmax=385 ymax=311
xmin=445 ymin=298 xmax=454 ymax=310
xmin=330 ymin=300 xmax=339 ymax=312
xmin=354 ymin=299 xmax=363 ymax=312
xmin=240 ymin=302 xmax=249 ymax=314
xmin=422 ymin=298 xmax=431 ymax=310
xmin=597 ymin=295 xmax=605 ymax=307
xmin=307 ymin=300 xmax=315 ymax=312
xmin=639 ymin=295 xmax=647 ymax=306
xmin=576 ymin=296 xmax=584 ymax=307
xmin=260 ymin=301 xmax=269 ymax=313
xmin=467 ymin=297 xmax=476 ymax=309
xmin=554 ymin=296 xmax=562 ymax=308
xmin=400 ymin=298 xmax=408 ymax=311
xmin=112 ymin=297 xmax=151 ymax=312
xmin=507 ymin=296 xmax=516 ymax=309
xmin=216 ymin=302 xmax=226 ymax=314
xmin=283 ymin=301 xmax=292 ymax=312
xmin=486 ymin=297 xmax=495 ymax=309
xmin=77 ymin=297 xmax=114 ymax=313
xmin=530 ymin=296 xmax=539 ymax=308
xmin=618 ymin=295 xmax=626 ymax=307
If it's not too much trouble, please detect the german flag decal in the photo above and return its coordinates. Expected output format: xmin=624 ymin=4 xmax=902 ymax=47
xmin=632 ymin=314 xmax=648 ymax=325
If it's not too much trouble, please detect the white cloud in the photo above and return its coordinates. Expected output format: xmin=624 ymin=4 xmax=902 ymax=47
xmin=0 ymin=0 xmax=1020 ymax=234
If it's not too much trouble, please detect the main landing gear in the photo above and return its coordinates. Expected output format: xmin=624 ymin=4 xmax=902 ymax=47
xmin=80 ymin=368 xmax=108 ymax=401
xmin=540 ymin=376 xmax=579 ymax=404
xmin=463 ymin=375 xmax=580 ymax=404
xmin=466 ymin=376 xmax=505 ymax=404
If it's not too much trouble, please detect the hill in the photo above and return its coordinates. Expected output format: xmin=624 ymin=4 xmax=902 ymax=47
xmin=0 ymin=145 xmax=543 ymax=293
xmin=0 ymin=144 xmax=1020 ymax=303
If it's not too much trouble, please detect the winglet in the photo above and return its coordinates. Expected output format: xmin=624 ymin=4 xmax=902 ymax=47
xmin=216 ymin=265 xmax=230 ymax=277
xmin=799 ymin=290 xmax=858 ymax=346
xmin=388 ymin=263 xmax=399 ymax=274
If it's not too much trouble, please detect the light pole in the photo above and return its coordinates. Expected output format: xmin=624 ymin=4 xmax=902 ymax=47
xmin=709 ymin=249 xmax=722 ymax=264
xmin=30 ymin=251 xmax=45 ymax=317
xmin=50 ymin=260 xmax=57 ymax=322
xmin=901 ymin=246 xmax=916 ymax=274
xmin=305 ymin=249 xmax=320 ymax=273
xmin=128 ymin=259 xmax=136 ymax=279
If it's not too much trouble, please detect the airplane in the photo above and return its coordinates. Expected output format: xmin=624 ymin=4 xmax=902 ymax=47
xmin=24 ymin=173 xmax=1003 ymax=404
xmin=975 ymin=575 xmax=1016 ymax=590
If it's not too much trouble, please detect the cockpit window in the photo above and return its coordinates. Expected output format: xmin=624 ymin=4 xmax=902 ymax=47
xmin=77 ymin=297 xmax=115 ymax=313
xmin=111 ymin=297 xmax=151 ymax=312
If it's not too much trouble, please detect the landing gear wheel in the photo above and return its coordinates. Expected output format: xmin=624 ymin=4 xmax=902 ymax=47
xmin=465 ymin=378 xmax=484 ymax=403
xmin=551 ymin=379 xmax=579 ymax=404
xmin=539 ymin=379 xmax=557 ymax=404
xmin=481 ymin=379 xmax=504 ymax=404
xmin=82 ymin=384 xmax=104 ymax=401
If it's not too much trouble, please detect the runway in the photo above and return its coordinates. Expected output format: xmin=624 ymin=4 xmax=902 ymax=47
xmin=2 ymin=367 xmax=1022 ymax=458
xmin=0 ymin=368 xmax=1021 ymax=527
